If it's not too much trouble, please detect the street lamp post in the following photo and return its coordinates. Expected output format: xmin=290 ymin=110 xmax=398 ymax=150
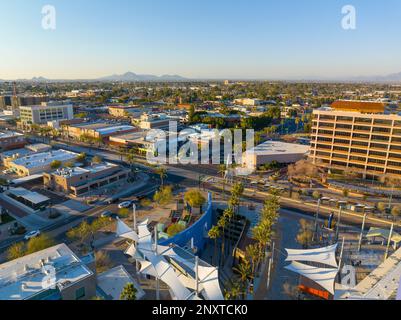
xmin=358 ymin=213 xmax=367 ymax=252
xmin=335 ymin=206 xmax=343 ymax=243
xmin=313 ymin=199 xmax=321 ymax=243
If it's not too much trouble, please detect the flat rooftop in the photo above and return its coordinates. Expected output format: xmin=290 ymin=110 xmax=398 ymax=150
xmin=0 ymin=131 xmax=24 ymax=139
xmin=8 ymin=187 xmax=50 ymax=204
xmin=248 ymin=141 xmax=310 ymax=156
xmin=12 ymin=149 xmax=78 ymax=169
xmin=0 ymin=244 xmax=93 ymax=300
xmin=52 ymin=162 xmax=118 ymax=178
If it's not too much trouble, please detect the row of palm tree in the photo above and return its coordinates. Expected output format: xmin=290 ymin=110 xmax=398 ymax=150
xmin=208 ymin=182 xmax=244 ymax=267
xmin=226 ymin=189 xmax=281 ymax=300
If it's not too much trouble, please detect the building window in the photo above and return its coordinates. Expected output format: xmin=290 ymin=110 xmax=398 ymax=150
xmin=75 ymin=287 xmax=86 ymax=300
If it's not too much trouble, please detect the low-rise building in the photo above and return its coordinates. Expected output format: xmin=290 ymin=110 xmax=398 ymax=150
xmin=139 ymin=114 xmax=171 ymax=130
xmin=243 ymin=140 xmax=310 ymax=169
xmin=0 ymin=131 xmax=26 ymax=152
xmin=7 ymin=149 xmax=79 ymax=176
xmin=6 ymin=187 xmax=50 ymax=211
xmin=108 ymin=105 xmax=140 ymax=118
xmin=66 ymin=122 xmax=136 ymax=141
xmin=0 ymin=244 xmax=96 ymax=300
xmin=43 ymin=162 xmax=130 ymax=197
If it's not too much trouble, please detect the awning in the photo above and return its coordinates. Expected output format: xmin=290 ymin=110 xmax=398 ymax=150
xmin=366 ymin=227 xmax=401 ymax=244
xmin=285 ymin=261 xmax=339 ymax=295
xmin=285 ymin=244 xmax=338 ymax=268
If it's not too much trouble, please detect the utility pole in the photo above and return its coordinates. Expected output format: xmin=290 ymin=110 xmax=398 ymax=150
xmin=384 ymin=223 xmax=394 ymax=261
xmin=313 ymin=199 xmax=321 ymax=242
xmin=358 ymin=213 xmax=367 ymax=252
xmin=335 ymin=206 xmax=342 ymax=243
xmin=266 ymin=258 xmax=272 ymax=289
xmin=154 ymin=226 xmax=160 ymax=300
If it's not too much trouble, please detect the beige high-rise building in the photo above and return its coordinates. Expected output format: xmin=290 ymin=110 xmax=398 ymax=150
xmin=309 ymin=100 xmax=401 ymax=179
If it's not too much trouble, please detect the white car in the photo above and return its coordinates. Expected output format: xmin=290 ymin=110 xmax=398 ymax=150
xmin=24 ymin=230 xmax=41 ymax=241
xmin=118 ymin=201 xmax=132 ymax=209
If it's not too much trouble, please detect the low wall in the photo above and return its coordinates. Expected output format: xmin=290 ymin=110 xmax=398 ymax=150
xmin=159 ymin=193 xmax=213 ymax=252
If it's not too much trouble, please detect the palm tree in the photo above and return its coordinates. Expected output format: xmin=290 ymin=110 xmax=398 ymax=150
xmin=233 ymin=260 xmax=253 ymax=299
xmin=224 ymin=280 xmax=243 ymax=300
xmin=245 ymin=244 xmax=260 ymax=275
xmin=208 ymin=226 xmax=220 ymax=266
xmin=218 ymin=164 xmax=227 ymax=198
xmin=217 ymin=216 xmax=228 ymax=266
xmin=223 ymin=206 xmax=235 ymax=256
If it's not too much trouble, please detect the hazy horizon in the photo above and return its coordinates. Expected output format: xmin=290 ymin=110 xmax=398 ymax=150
xmin=1 ymin=0 xmax=401 ymax=80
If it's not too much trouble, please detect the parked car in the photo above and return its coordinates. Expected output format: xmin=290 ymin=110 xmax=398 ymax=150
xmin=24 ymin=230 xmax=41 ymax=241
xmin=118 ymin=201 xmax=132 ymax=209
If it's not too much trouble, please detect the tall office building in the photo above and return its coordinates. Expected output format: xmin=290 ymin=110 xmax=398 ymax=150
xmin=19 ymin=101 xmax=74 ymax=124
xmin=309 ymin=100 xmax=401 ymax=179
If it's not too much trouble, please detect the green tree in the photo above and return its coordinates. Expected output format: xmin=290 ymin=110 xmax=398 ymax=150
xmin=120 ymin=283 xmax=137 ymax=301
xmin=92 ymin=155 xmax=103 ymax=164
xmin=76 ymin=152 xmax=87 ymax=163
xmin=184 ymin=189 xmax=206 ymax=209
xmin=7 ymin=242 xmax=26 ymax=261
xmin=118 ymin=208 xmax=130 ymax=219
xmin=26 ymin=234 xmax=55 ymax=255
xmin=208 ymin=225 xmax=220 ymax=266
xmin=167 ymin=223 xmax=186 ymax=237
xmin=296 ymin=219 xmax=314 ymax=249
xmin=391 ymin=206 xmax=401 ymax=217
xmin=50 ymin=160 xmax=62 ymax=170
xmin=153 ymin=186 xmax=173 ymax=206
xmin=67 ymin=221 xmax=92 ymax=245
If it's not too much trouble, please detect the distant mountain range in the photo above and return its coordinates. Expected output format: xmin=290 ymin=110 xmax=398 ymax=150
xmin=0 ymin=72 xmax=189 ymax=83
xmin=97 ymin=71 xmax=188 ymax=82
xmin=2 ymin=71 xmax=401 ymax=83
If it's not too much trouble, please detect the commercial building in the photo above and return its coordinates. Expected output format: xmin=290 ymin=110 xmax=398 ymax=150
xmin=108 ymin=105 xmax=140 ymax=118
xmin=0 ymin=131 xmax=26 ymax=151
xmin=0 ymin=244 xmax=96 ymax=300
xmin=243 ymin=140 xmax=310 ymax=169
xmin=139 ymin=114 xmax=171 ymax=130
xmin=309 ymin=100 xmax=401 ymax=179
xmin=7 ymin=149 xmax=79 ymax=176
xmin=66 ymin=122 xmax=136 ymax=141
xmin=233 ymin=98 xmax=264 ymax=106
xmin=19 ymin=101 xmax=74 ymax=125
xmin=43 ymin=162 xmax=130 ymax=197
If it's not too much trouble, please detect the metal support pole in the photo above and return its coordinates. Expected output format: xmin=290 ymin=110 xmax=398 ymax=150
xmin=358 ymin=214 xmax=367 ymax=252
xmin=156 ymin=277 xmax=160 ymax=300
xmin=271 ymin=242 xmax=275 ymax=266
xmin=335 ymin=207 xmax=342 ymax=243
xmin=195 ymin=256 xmax=199 ymax=298
xmin=384 ymin=223 xmax=394 ymax=261
xmin=313 ymin=199 xmax=321 ymax=242
xmin=337 ymin=237 xmax=345 ymax=283
xmin=266 ymin=258 xmax=272 ymax=289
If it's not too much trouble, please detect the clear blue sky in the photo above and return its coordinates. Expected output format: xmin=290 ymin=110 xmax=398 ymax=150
xmin=1 ymin=0 xmax=401 ymax=79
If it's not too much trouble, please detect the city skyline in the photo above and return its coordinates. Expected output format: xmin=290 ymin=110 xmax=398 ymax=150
xmin=1 ymin=0 xmax=401 ymax=80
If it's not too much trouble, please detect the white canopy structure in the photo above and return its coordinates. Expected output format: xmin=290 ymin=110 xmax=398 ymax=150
xmin=285 ymin=261 xmax=339 ymax=295
xmin=116 ymin=219 xmax=224 ymax=300
xmin=284 ymin=244 xmax=340 ymax=296
xmin=285 ymin=244 xmax=338 ymax=268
